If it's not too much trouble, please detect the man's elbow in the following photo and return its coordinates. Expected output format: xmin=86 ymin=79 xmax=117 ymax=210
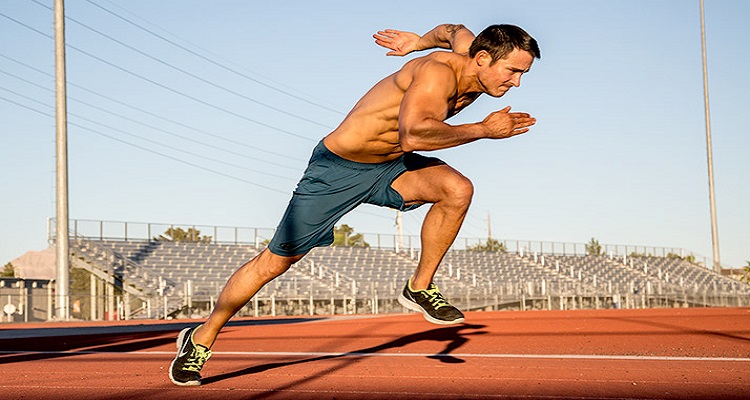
xmin=398 ymin=132 xmax=419 ymax=153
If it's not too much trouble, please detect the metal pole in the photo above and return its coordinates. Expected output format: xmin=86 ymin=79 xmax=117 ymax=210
xmin=487 ymin=211 xmax=492 ymax=240
xmin=699 ymin=0 xmax=721 ymax=271
xmin=396 ymin=211 xmax=403 ymax=252
xmin=54 ymin=0 xmax=70 ymax=320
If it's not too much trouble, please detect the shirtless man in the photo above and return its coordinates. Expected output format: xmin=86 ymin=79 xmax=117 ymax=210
xmin=170 ymin=23 xmax=540 ymax=386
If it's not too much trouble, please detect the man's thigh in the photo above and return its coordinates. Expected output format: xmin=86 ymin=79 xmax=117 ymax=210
xmin=390 ymin=163 xmax=471 ymax=206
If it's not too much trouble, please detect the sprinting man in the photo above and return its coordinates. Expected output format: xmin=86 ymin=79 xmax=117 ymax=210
xmin=170 ymin=23 xmax=540 ymax=386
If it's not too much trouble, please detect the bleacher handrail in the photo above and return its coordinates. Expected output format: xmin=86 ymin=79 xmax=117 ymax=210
xmin=48 ymin=218 xmax=714 ymax=268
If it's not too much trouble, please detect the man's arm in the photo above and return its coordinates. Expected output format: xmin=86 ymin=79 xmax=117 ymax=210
xmin=374 ymin=24 xmax=475 ymax=56
xmin=398 ymin=61 xmax=536 ymax=152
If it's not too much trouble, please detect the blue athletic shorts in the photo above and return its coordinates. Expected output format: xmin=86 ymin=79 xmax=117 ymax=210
xmin=267 ymin=140 xmax=444 ymax=256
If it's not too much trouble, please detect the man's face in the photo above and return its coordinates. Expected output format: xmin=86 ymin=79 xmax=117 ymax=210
xmin=478 ymin=48 xmax=534 ymax=97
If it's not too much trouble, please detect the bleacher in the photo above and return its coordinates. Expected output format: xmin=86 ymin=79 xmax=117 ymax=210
xmin=69 ymin=237 xmax=750 ymax=319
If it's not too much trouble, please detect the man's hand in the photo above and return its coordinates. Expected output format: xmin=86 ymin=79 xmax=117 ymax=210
xmin=481 ymin=106 xmax=537 ymax=139
xmin=374 ymin=29 xmax=421 ymax=56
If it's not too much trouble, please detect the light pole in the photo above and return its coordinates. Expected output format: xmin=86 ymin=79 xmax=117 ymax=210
xmin=700 ymin=0 xmax=721 ymax=273
xmin=54 ymin=0 xmax=70 ymax=320
xmin=699 ymin=0 xmax=721 ymax=272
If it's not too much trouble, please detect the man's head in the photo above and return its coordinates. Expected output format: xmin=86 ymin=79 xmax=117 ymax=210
xmin=470 ymin=24 xmax=540 ymax=97
xmin=469 ymin=24 xmax=541 ymax=62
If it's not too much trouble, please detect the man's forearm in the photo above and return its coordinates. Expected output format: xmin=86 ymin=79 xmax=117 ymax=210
xmin=417 ymin=24 xmax=475 ymax=53
xmin=400 ymin=108 xmax=535 ymax=152
xmin=399 ymin=117 xmax=487 ymax=153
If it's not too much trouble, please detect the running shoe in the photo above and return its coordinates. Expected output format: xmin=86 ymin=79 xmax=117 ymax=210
xmin=398 ymin=280 xmax=465 ymax=325
xmin=169 ymin=325 xmax=211 ymax=386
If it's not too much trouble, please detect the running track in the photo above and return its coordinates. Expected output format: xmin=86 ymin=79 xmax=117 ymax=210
xmin=1 ymin=307 xmax=749 ymax=399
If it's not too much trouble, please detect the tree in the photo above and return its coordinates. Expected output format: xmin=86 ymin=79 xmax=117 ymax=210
xmin=69 ymin=268 xmax=91 ymax=319
xmin=585 ymin=238 xmax=602 ymax=255
xmin=332 ymin=224 xmax=369 ymax=247
xmin=667 ymin=252 xmax=699 ymax=265
xmin=468 ymin=238 xmax=507 ymax=252
xmin=2 ymin=262 xmax=14 ymax=277
xmin=158 ymin=227 xmax=212 ymax=243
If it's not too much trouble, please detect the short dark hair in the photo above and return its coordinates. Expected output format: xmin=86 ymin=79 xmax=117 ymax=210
xmin=469 ymin=24 xmax=541 ymax=62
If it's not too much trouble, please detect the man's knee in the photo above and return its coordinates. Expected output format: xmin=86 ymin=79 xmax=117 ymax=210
xmin=443 ymin=174 xmax=474 ymax=208
xmin=252 ymin=249 xmax=300 ymax=282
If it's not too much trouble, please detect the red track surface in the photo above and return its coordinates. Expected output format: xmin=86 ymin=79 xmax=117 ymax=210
xmin=1 ymin=307 xmax=749 ymax=399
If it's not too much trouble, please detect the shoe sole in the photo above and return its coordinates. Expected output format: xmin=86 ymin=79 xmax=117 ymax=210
xmin=398 ymin=292 xmax=465 ymax=325
xmin=169 ymin=327 xmax=201 ymax=386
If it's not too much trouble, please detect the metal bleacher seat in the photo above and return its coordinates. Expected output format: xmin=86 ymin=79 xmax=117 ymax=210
xmin=81 ymin=238 xmax=750 ymax=312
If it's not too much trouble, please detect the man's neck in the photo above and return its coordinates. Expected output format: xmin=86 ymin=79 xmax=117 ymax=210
xmin=456 ymin=56 xmax=483 ymax=96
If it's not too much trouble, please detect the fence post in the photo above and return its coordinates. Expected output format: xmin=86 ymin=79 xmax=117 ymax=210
xmin=107 ymin=283 xmax=115 ymax=320
xmin=123 ymin=292 xmax=130 ymax=320
xmin=90 ymin=274 xmax=97 ymax=321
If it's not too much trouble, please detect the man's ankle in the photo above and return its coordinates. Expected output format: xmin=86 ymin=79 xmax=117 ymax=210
xmin=192 ymin=325 xmax=213 ymax=349
xmin=408 ymin=277 xmax=430 ymax=291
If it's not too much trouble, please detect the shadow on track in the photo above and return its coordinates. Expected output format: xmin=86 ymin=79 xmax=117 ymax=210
xmin=0 ymin=317 xmax=321 ymax=364
xmin=202 ymin=323 xmax=488 ymax=391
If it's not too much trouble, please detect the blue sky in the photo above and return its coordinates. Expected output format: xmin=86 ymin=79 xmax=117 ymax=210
xmin=1 ymin=0 xmax=748 ymax=268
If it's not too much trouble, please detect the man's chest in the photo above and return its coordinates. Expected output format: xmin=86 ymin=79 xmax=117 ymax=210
xmin=447 ymin=93 xmax=480 ymax=118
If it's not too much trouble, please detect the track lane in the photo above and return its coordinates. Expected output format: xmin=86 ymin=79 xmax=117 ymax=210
xmin=1 ymin=308 xmax=748 ymax=399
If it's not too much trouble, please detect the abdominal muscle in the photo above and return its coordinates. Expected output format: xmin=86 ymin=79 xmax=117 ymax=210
xmin=323 ymin=125 xmax=404 ymax=164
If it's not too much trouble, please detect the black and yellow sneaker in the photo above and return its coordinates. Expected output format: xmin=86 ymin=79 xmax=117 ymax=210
xmin=398 ymin=280 xmax=465 ymax=325
xmin=169 ymin=325 xmax=212 ymax=386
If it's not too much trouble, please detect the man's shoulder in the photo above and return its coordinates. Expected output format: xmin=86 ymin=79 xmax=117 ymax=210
xmin=402 ymin=52 xmax=462 ymax=80
xmin=389 ymin=51 xmax=463 ymax=94
xmin=410 ymin=51 xmax=462 ymax=68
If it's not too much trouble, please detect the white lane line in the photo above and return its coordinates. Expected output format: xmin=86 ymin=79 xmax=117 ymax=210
xmin=2 ymin=350 xmax=749 ymax=362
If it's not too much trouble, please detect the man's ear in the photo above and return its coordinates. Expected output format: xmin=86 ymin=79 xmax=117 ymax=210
xmin=475 ymin=50 xmax=492 ymax=67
